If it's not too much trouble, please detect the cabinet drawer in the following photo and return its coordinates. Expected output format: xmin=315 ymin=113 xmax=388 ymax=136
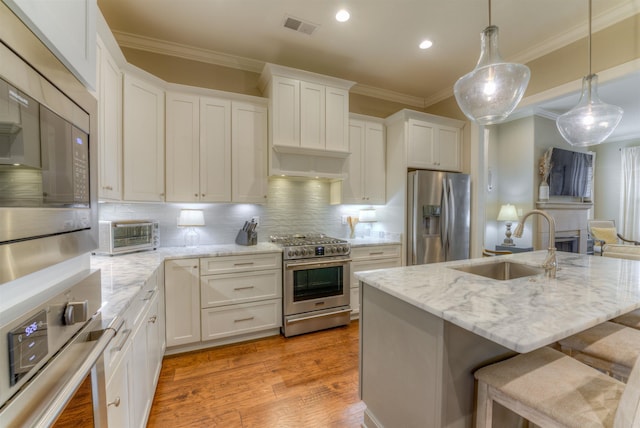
xmin=201 ymin=299 xmax=281 ymax=340
xmin=351 ymin=245 xmax=401 ymax=261
xmin=200 ymin=253 xmax=281 ymax=275
xmin=201 ymin=269 xmax=282 ymax=308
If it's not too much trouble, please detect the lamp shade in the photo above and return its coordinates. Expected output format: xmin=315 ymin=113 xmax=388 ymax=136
xmin=177 ymin=209 xmax=205 ymax=227
xmin=454 ymin=26 xmax=530 ymax=125
xmin=556 ymin=74 xmax=623 ymax=147
xmin=497 ymin=204 xmax=518 ymax=222
xmin=358 ymin=208 xmax=377 ymax=223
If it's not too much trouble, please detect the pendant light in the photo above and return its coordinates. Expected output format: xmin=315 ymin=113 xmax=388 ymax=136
xmin=555 ymin=0 xmax=623 ymax=147
xmin=454 ymin=0 xmax=530 ymax=125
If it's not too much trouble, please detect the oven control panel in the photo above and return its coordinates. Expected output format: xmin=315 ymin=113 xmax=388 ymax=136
xmin=284 ymin=244 xmax=350 ymax=260
xmin=7 ymin=310 xmax=48 ymax=386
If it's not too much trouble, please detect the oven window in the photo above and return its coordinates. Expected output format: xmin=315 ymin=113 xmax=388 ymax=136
xmin=293 ymin=265 xmax=344 ymax=301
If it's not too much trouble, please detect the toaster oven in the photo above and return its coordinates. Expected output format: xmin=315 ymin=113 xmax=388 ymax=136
xmin=95 ymin=220 xmax=159 ymax=255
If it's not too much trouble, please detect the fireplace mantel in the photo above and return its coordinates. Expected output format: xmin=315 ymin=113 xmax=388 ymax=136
xmin=536 ymin=201 xmax=593 ymax=210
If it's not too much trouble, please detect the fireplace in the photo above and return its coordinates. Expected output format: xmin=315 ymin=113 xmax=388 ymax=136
xmin=534 ymin=201 xmax=593 ymax=254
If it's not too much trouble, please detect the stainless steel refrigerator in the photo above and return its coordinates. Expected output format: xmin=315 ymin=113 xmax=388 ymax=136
xmin=407 ymin=170 xmax=470 ymax=265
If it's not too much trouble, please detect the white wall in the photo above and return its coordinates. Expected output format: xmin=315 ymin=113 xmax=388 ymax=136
xmin=99 ymin=177 xmax=396 ymax=247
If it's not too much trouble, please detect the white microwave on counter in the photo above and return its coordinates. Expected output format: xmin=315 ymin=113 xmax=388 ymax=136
xmin=95 ymin=220 xmax=159 ymax=255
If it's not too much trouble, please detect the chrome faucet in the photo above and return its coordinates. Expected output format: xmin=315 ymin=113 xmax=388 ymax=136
xmin=513 ymin=209 xmax=557 ymax=279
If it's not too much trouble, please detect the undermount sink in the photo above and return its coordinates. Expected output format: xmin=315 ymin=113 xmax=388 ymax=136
xmin=452 ymin=261 xmax=544 ymax=281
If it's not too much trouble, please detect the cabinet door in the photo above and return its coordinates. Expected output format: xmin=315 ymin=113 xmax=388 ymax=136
xmin=200 ymin=96 xmax=231 ymax=202
xmin=123 ymin=73 xmax=165 ymax=201
xmin=97 ymin=37 xmax=122 ymax=201
xmin=231 ymin=102 xmax=267 ymax=203
xmin=407 ymin=119 xmax=436 ymax=169
xmin=165 ymin=92 xmax=199 ymax=202
xmin=300 ymin=81 xmax=325 ymax=151
xmin=145 ymin=289 xmax=163 ymax=391
xmin=271 ymin=76 xmax=299 ymax=148
xmin=363 ymin=122 xmax=386 ymax=204
xmin=342 ymin=119 xmax=365 ymax=204
xmin=130 ymin=304 xmax=150 ymax=428
xmin=435 ymin=125 xmax=461 ymax=172
xmin=106 ymin=340 xmax=132 ymax=428
xmin=165 ymin=259 xmax=200 ymax=347
xmin=325 ymin=86 xmax=350 ymax=153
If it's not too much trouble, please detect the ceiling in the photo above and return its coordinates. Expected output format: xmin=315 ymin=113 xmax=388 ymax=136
xmin=98 ymin=0 xmax=640 ymax=141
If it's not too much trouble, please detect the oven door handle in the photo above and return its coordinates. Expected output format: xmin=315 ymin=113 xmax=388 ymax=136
xmin=285 ymin=259 xmax=352 ymax=269
xmin=286 ymin=308 xmax=352 ymax=324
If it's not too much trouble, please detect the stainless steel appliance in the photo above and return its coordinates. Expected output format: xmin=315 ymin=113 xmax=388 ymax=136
xmin=95 ymin=220 xmax=160 ymax=255
xmin=271 ymin=234 xmax=351 ymax=337
xmin=407 ymin=170 xmax=471 ymax=265
xmin=0 ymin=270 xmax=116 ymax=427
xmin=0 ymin=25 xmax=98 ymax=285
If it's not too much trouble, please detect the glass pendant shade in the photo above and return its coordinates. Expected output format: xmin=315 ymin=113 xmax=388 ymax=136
xmin=556 ymin=74 xmax=623 ymax=147
xmin=454 ymin=25 xmax=531 ymax=125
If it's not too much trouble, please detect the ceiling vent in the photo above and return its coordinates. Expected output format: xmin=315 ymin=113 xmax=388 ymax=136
xmin=282 ymin=15 xmax=319 ymax=36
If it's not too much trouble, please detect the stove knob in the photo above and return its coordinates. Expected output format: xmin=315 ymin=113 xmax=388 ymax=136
xmin=295 ymin=249 xmax=301 ymax=256
xmin=340 ymin=246 xmax=347 ymax=253
xmin=301 ymin=248 xmax=308 ymax=256
xmin=288 ymin=250 xmax=294 ymax=257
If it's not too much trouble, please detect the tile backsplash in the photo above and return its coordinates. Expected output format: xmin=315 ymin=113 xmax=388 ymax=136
xmin=99 ymin=177 xmax=393 ymax=247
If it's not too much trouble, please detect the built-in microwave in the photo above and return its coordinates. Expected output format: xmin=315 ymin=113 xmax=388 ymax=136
xmin=95 ymin=220 xmax=160 ymax=255
xmin=0 ymin=37 xmax=97 ymax=284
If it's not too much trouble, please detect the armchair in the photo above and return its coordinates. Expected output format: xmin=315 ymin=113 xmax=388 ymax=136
xmin=588 ymin=219 xmax=640 ymax=256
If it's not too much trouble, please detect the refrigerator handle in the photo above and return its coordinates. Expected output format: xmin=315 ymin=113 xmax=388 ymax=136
xmin=441 ymin=178 xmax=448 ymax=249
xmin=448 ymin=178 xmax=455 ymax=250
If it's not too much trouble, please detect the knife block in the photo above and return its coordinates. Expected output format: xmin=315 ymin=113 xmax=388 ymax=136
xmin=235 ymin=229 xmax=257 ymax=246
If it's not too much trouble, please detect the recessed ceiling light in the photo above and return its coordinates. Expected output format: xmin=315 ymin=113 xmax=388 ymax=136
xmin=336 ymin=9 xmax=350 ymax=22
xmin=419 ymin=39 xmax=433 ymax=50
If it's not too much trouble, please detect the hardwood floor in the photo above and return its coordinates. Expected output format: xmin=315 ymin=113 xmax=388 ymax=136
xmin=147 ymin=321 xmax=363 ymax=428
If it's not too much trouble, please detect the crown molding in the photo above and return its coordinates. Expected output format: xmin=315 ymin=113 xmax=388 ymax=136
xmin=112 ymin=30 xmax=265 ymax=73
xmin=350 ymin=83 xmax=425 ymax=109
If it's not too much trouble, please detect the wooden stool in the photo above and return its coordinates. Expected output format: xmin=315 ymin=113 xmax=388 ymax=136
xmin=612 ymin=309 xmax=640 ymax=329
xmin=474 ymin=346 xmax=640 ymax=428
xmin=558 ymin=321 xmax=640 ymax=382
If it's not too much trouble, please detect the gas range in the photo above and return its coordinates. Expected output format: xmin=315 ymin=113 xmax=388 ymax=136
xmin=270 ymin=233 xmax=350 ymax=260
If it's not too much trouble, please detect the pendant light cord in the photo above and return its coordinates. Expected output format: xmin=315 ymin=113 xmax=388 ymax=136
xmin=588 ymin=0 xmax=592 ymax=75
xmin=488 ymin=0 xmax=492 ymax=26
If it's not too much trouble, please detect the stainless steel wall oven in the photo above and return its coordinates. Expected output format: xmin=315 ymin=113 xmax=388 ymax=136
xmin=272 ymin=234 xmax=351 ymax=337
xmin=0 ymin=8 xmax=98 ymax=285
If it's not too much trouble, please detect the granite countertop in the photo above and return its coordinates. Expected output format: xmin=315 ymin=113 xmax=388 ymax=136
xmin=355 ymin=251 xmax=640 ymax=353
xmin=93 ymin=243 xmax=282 ymax=322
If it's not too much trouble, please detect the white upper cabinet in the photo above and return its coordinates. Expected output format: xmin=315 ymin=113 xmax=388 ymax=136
xmin=259 ymin=63 xmax=354 ymax=158
xmin=123 ymin=71 xmax=165 ymax=202
xmin=407 ymin=118 xmax=462 ymax=172
xmin=165 ymin=92 xmax=233 ymax=203
xmin=165 ymin=86 xmax=265 ymax=204
xmin=96 ymin=35 xmax=122 ymax=201
xmin=231 ymin=101 xmax=268 ymax=203
xmin=337 ymin=117 xmax=386 ymax=205
xmin=4 ymin=0 xmax=97 ymax=90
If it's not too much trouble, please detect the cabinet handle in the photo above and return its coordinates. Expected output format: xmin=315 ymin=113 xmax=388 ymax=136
xmin=108 ymin=397 xmax=121 ymax=408
xmin=142 ymin=289 xmax=156 ymax=301
xmin=233 ymin=262 xmax=254 ymax=266
xmin=369 ymin=251 xmax=384 ymax=256
xmin=234 ymin=286 xmax=255 ymax=291
xmin=234 ymin=316 xmax=255 ymax=323
xmin=148 ymin=315 xmax=157 ymax=324
xmin=195 ymin=193 xmax=198 ymax=197
xmin=111 ymin=328 xmax=132 ymax=353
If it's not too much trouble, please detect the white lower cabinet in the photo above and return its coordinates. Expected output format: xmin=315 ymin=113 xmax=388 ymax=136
xmin=164 ymin=252 xmax=282 ymax=353
xmin=350 ymin=244 xmax=402 ymax=316
xmin=106 ymin=339 xmax=132 ymax=427
xmin=165 ymin=259 xmax=201 ymax=347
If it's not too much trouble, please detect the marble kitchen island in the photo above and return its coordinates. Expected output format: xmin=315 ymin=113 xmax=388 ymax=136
xmin=355 ymin=251 xmax=640 ymax=428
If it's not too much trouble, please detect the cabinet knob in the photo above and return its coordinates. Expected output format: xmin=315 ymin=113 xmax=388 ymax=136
xmin=108 ymin=397 xmax=121 ymax=408
xmin=195 ymin=193 xmax=198 ymax=197
xmin=201 ymin=194 xmax=205 ymax=197
xmin=148 ymin=315 xmax=157 ymax=324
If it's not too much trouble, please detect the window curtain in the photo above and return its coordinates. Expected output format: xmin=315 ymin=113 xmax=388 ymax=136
xmin=620 ymin=146 xmax=640 ymax=241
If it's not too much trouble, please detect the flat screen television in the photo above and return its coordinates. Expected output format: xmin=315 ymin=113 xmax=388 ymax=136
xmin=548 ymin=147 xmax=594 ymax=198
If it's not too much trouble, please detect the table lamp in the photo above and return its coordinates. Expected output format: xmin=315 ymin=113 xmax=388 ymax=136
xmin=497 ymin=204 xmax=518 ymax=246
xmin=177 ymin=209 xmax=205 ymax=247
